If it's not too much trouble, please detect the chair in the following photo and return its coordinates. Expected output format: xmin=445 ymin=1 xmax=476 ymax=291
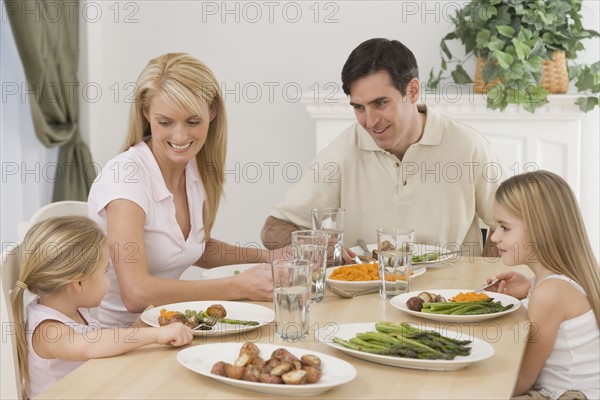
xmin=1 ymin=243 xmax=23 ymax=399
xmin=17 ymin=201 xmax=89 ymax=241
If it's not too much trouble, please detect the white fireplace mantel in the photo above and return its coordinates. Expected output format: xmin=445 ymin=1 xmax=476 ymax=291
xmin=303 ymin=94 xmax=586 ymax=200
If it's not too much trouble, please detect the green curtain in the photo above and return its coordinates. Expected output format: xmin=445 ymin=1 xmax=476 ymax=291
xmin=7 ymin=0 xmax=95 ymax=201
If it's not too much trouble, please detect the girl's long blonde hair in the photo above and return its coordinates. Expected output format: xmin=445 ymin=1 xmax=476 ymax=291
xmin=495 ymin=170 xmax=600 ymax=326
xmin=121 ymin=52 xmax=227 ymax=238
xmin=10 ymin=216 xmax=107 ymax=399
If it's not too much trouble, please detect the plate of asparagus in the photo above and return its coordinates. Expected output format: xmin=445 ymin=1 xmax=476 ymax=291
xmin=390 ymin=289 xmax=521 ymax=322
xmin=317 ymin=321 xmax=494 ymax=370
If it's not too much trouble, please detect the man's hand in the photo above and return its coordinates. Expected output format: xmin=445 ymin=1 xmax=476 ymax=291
xmin=261 ymin=216 xmax=304 ymax=250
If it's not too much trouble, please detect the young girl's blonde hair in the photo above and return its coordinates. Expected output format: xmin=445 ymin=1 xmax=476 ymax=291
xmin=10 ymin=216 xmax=107 ymax=399
xmin=121 ymin=52 xmax=227 ymax=238
xmin=495 ymin=170 xmax=600 ymax=326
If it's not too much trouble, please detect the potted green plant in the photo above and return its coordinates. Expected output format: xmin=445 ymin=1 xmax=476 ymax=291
xmin=427 ymin=0 xmax=599 ymax=113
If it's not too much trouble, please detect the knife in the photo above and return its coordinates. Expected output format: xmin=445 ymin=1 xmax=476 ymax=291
xmin=357 ymin=239 xmax=371 ymax=257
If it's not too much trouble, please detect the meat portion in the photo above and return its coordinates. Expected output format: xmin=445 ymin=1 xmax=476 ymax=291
xmin=158 ymin=309 xmax=195 ymax=328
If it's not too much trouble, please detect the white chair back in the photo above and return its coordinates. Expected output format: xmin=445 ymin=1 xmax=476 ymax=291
xmin=17 ymin=201 xmax=89 ymax=241
xmin=1 ymin=243 xmax=23 ymax=399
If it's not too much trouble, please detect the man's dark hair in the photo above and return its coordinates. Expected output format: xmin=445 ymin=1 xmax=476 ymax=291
xmin=341 ymin=38 xmax=419 ymax=96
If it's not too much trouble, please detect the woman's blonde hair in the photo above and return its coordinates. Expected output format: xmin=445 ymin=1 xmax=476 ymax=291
xmin=10 ymin=216 xmax=107 ymax=399
xmin=121 ymin=52 xmax=227 ymax=237
xmin=495 ymin=170 xmax=600 ymax=326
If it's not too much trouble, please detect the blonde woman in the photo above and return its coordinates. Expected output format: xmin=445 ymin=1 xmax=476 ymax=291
xmin=88 ymin=53 xmax=281 ymax=327
xmin=11 ymin=217 xmax=192 ymax=399
xmin=486 ymin=171 xmax=599 ymax=399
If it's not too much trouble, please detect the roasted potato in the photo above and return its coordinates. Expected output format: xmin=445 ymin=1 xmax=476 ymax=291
xmin=259 ymin=373 xmax=282 ymax=384
xmin=302 ymin=366 xmax=322 ymax=383
xmin=269 ymin=361 xmax=293 ymax=377
xmin=242 ymin=365 xmax=260 ymax=382
xmin=210 ymin=361 xmax=227 ymax=376
xmin=271 ymin=348 xmax=293 ymax=360
xmin=251 ymin=356 xmax=265 ymax=370
xmin=300 ymin=354 xmax=321 ymax=368
xmin=433 ymin=294 xmax=447 ymax=302
xmin=224 ymin=363 xmax=244 ymax=380
xmin=234 ymin=341 xmax=260 ymax=367
xmin=417 ymin=291 xmax=434 ymax=302
xmin=206 ymin=304 xmax=227 ymax=319
xmin=281 ymin=369 xmax=308 ymax=385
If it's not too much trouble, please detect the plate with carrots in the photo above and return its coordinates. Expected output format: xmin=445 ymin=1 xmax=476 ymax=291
xmin=325 ymin=262 xmax=426 ymax=292
xmin=390 ymin=289 xmax=521 ymax=322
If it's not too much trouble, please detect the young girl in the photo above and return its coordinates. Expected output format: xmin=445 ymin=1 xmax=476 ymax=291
xmin=487 ymin=171 xmax=599 ymax=399
xmin=10 ymin=216 xmax=193 ymax=399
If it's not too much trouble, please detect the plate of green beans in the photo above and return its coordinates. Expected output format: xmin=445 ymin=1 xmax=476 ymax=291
xmin=390 ymin=289 xmax=521 ymax=322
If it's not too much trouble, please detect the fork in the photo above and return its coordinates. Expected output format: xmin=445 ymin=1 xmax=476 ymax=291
xmin=354 ymin=254 xmax=376 ymax=264
xmin=203 ymin=314 xmax=219 ymax=326
xmin=474 ymin=278 xmax=500 ymax=293
xmin=192 ymin=313 xmax=219 ymax=330
xmin=326 ymin=282 xmax=379 ymax=298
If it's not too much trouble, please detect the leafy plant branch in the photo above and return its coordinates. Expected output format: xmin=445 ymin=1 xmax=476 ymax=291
xmin=428 ymin=0 xmax=599 ymax=113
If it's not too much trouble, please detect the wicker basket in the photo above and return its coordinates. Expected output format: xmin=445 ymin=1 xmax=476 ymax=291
xmin=474 ymin=51 xmax=568 ymax=94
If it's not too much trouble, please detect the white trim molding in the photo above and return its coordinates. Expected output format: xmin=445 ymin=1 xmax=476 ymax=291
xmin=303 ymin=93 xmax=586 ymax=200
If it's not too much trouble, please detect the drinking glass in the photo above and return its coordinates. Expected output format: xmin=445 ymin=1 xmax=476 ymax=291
xmin=291 ymin=230 xmax=328 ymax=303
xmin=271 ymin=259 xmax=312 ymax=341
xmin=377 ymin=227 xmax=415 ymax=299
xmin=311 ymin=207 xmax=345 ymax=266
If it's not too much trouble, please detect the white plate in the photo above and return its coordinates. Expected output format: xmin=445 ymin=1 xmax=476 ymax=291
xmin=390 ymin=289 xmax=521 ymax=322
xmin=201 ymin=263 xmax=258 ymax=280
xmin=141 ymin=301 xmax=274 ymax=336
xmin=177 ymin=343 xmax=357 ymax=396
xmin=325 ymin=265 xmax=426 ymax=292
xmin=350 ymin=243 xmax=454 ymax=266
xmin=317 ymin=322 xmax=494 ymax=371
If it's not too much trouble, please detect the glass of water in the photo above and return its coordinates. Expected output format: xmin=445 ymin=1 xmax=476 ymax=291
xmin=377 ymin=227 xmax=415 ymax=299
xmin=311 ymin=207 xmax=345 ymax=266
xmin=291 ymin=230 xmax=328 ymax=303
xmin=271 ymin=259 xmax=312 ymax=341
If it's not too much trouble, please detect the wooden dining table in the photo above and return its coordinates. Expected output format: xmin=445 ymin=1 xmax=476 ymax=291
xmin=39 ymin=257 xmax=532 ymax=399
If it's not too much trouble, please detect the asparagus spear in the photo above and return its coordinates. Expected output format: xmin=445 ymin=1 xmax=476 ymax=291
xmin=412 ymin=251 xmax=440 ymax=263
xmin=200 ymin=311 xmax=259 ymax=325
xmin=420 ymin=300 xmax=513 ymax=315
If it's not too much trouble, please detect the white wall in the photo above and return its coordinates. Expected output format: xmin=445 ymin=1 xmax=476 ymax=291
xmin=2 ymin=1 xmax=598 ymax=256
xmin=1 ymin=13 xmax=57 ymax=248
xmin=79 ymin=1 xmax=463 ymax=247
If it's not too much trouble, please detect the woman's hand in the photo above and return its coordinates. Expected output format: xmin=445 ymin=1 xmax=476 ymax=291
xmin=156 ymin=322 xmax=193 ymax=346
xmin=238 ymin=263 xmax=274 ymax=301
xmin=485 ymin=272 xmax=531 ymax=300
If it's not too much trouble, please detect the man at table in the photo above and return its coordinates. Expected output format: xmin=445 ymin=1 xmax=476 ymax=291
xmin=261 ymin=38 xmax=501 ymax=258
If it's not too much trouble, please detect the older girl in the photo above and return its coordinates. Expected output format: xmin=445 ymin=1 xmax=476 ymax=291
xmin=488 ymin=171 xmax=599 ymax=399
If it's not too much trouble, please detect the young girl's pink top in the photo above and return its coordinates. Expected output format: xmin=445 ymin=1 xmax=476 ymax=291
xmin=88 ymin=141 xmax=206 ymax=327
xmin=26 ymin=301 xmax=99 ymax=398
